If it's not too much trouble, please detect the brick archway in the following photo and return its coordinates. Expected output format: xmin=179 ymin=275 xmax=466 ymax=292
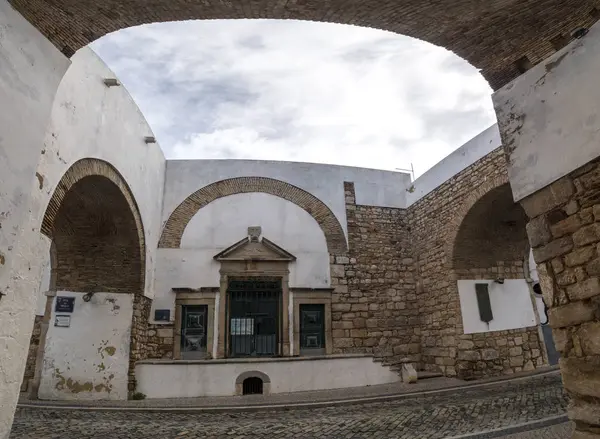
xmin=42 ymin=158 xmax=146 ymax=293
xmin=159 ymin=177 xmax=348 ymax=254
xmin=9 ymin=0 xmax=600 ymax=90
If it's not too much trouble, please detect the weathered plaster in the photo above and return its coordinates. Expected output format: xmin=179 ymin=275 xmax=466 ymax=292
xmin=0 ymin=3 xmax=70 ymax=436
xmin=494 ymin=20 xmax=600 ymax=201
xmin=38 ymin=292 xmax=133 ymax=401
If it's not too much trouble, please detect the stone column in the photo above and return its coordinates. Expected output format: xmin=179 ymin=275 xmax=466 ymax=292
xmin=0 ymin=4 xmax=70 ymax=437
xmin=494 ymin=20 xmax=600 ymax=439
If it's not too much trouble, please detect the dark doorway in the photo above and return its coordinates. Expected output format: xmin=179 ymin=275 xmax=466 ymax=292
xmin=300 ymin=304 xmax=325 ymax=355
xmin=242 ymin=377 xmax=264 ymax=395
xmin=227 ymin=279 xmax=282 ymax=357
xmin=180 ymin=305 xmax=208 ymax=359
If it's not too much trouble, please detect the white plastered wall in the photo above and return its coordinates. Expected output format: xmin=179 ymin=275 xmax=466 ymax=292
xmin=0 ymin=4 xmax=71 ymax=435
xmin=38 ymin=292 xmax=134 ymax=400
xmin=458 ymin=279 xmax=537 ymax=334
xmin=153 ymin=193 xmax=330 ymax=321
xmin=32 ymin=46 xmax=166 ymax=400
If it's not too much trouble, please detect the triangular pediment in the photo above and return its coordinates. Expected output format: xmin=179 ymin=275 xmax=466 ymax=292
xmin=213 ymin=236 xmax=296 ymax=262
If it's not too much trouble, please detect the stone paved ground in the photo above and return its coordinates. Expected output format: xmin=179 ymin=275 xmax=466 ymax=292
xmin=500 ymin=423 xmax=572 ymax=439
xmin=10 ymin=374 xmax=568 ymax=439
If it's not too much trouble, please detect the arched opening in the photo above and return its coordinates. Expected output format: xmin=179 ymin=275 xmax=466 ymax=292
xmin=242 ymin=377 xmax=264 ymax=395
xmin=451 ymin=182 xmax=547 ymax=379
xmin=452 ymin=183 xmax=529 ymax=273
xmin=51 ymin=175 xmax=143 ymax=293
xmin=35 ymin=159 xmax=146 ymax=401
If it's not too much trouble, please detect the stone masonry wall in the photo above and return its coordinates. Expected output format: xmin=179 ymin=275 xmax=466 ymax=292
xmin=20 ymin=316 xmax=43 ymax=393
xmin=408 ymin=146 xmax=545 ymax=378
xmin=128 ymin=295 xmax=152 ymax=392
xmin=146 ymin=324 xmax=175 ymax=360
xmin=521 ymin=157 xmax=600 ymax=437
xmin=329 ymin=183 xmax=418 ymax=365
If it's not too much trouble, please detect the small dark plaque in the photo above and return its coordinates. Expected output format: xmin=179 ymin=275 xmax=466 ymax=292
xmin=475 ymin=283 xmax=494 ymax=324
xmin=55 ymin=296 xmax=75 ymax=313
xmin=155 ymin=309 xmax=170 ymax=321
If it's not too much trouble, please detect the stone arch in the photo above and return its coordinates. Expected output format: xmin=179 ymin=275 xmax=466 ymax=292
xmin=10 ymin=0 xmax=600 ymax=89
xmin=235 ymin=370 xmax=271 ymax=396
xmin=42 ymin=158 xmax=145 ymax=294
xmin=159 ymin=177 xmax=347 ymax=254
xmin=446 ymin=175 xmax=529 ymax=271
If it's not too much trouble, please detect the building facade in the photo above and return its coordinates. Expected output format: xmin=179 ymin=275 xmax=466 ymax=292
xmin=17 ymin=47 xmax=556 ymax=402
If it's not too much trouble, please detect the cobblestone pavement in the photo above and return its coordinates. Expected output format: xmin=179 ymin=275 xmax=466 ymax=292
xmin=10 ymin=374 xmax=568 ymax=439
xmin=500 ymin=423 xmax=572 ymax=439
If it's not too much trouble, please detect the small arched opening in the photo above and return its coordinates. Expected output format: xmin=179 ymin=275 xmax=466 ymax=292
xmin=242 ymin=377 xmax=264 ymax=395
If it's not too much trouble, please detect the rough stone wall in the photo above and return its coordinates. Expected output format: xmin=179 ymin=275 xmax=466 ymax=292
xmin=145 ymin=324 xmax=175 ymax=360
xmin=9 ymin=0 xmax=600 ymax=89
xmin=408 ymin=146 xmax=545 ymax=378
xmin=20 ymin=316 xmax=43 ymax=393
xmin=329 ymin=183 xmax=418 ymax=365
xmin=128 ymin=295 xmax=152 ymax=392
xmin=521 ymin=157 xmax=600 ymax=436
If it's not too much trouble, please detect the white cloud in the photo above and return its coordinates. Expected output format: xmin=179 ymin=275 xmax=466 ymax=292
xmin=91 ymin=19 xmax=495 ymax=177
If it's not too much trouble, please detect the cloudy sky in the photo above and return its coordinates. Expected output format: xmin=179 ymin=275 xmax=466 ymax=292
xmin=92 ymin=19 xmax=496 ymax=178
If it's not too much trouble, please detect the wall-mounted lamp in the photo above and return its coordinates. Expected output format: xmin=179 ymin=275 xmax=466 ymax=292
xmin=103 ymin=78 xmax=121 ymax=87
xmin=494 ymin=278 xmax=505 ymax=284
xmin=144 ymin=136 xmax=156 ymax=144
xmin=82 ymin=292 xmax=95 ymax=302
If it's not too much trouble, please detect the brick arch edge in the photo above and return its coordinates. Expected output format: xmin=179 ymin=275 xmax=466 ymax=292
xmin=159 ymin=176 xmax=348 ymax=254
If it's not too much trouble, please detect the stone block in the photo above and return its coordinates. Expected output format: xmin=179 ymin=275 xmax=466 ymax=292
xmin=533 ymin=236 xmax=574 ymax=263
xmin=578 ymin=322 xmax=600 ymax=356
xmin=350 ymin=329 xmax=367 ymax=338
xmin=330 ymin=264 xmax=345 ymax=277
xmin=458 ymin=350 xmax=480 ymax=361
xmin=523 ymin=360 xmax=535 ymax=371
xmin=335 ymin=256 xmax=350 ymax=264
xmin=520 ymin=178 xmax=574 ymax=219
xmin=572 ymin=431 xmax=600 ymax=439
xmin=332 ymin=329 xmax=346 ymax=338
xmin=574 ymin=223 xmax=600 ymax=247
xmin=332 ymin=303 xmax=351 ymax=312
xmin=587 ymin=257 xmax=600 ymax=276
xmin=526 ymin=216 xmax=551 ymax=247
xmin=457 ymin=340 xmax=474 ymax=350
xmin=550 ymin=215 xmax=582 ymax=239
xmin=333 ymin=338 xmax=354 ymax=348
xmin=157 ymin=328 xmax=173 ymax=338
xmin=509 ymin=356 xmax=524 ymax=367
xmin=549 ymin=301 xmax=595 ymax=328
xmin=568 ymin=400 xmax=600 ymax=426
xmin=567 ymin=277 xmax=600 ymax=301
xmin=509 ymin=346 xmax=523 ymax=356
xmin=401 ymin=363 xmax=418 ymax=384
xmin=351 ymin=303 xmax=368 ymax=312
xmin=565 ymin=246 xmax=596 ymax=267
xmin=560 ymin=356 xmax=600 ymax=399
xmin=481 ymin=349 xmax=498 ymax=360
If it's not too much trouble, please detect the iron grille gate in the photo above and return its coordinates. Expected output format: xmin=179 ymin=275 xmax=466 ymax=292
xmin=227 ymin=279 xmax=282 ymax=357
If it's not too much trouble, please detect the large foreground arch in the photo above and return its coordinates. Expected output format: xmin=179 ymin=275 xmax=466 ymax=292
xmin=159 ymin=177 xmax=348 ymax=254
xmin=9 ymin=0 xmax=600 ymax=89
xmin=34 ymin=158 xmax=148 ymax=401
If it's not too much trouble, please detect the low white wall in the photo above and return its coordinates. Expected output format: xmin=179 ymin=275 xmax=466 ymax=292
xmin=162 ymin=159 xmax=412 ymax=240
xmin=152 ymin=193 xmax=330 ymax=318
xmin=457 ymin=279 xmax=536 ymax=334
xmin=135 ymin=355 xmax=399 ymax=398
xmin=494 ymin=21 xmax=600 ymax=201
xmin=38 ymin=292 xmax=134 ymax=401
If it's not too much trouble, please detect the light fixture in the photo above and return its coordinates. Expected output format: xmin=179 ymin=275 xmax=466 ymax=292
xmin=572 ymin=28 xmax=589 ymax=39
xmin=103 ymin=78 xmax=121 ymax=87
xmin=144 ymin=136 xmax=156 ymax=144
xmin=82 ymin=292 xmax=94 ymax=302
xmin=494 ymin=278 xmax=505 ymax=284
